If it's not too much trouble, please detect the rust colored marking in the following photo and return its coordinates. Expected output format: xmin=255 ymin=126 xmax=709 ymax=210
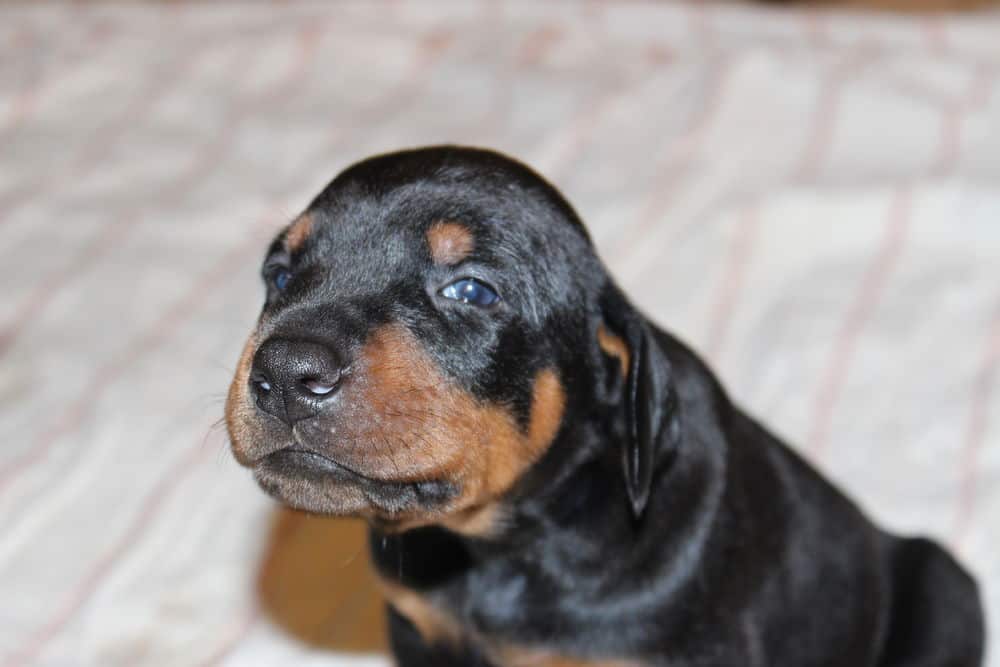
xmin=225 ymin=322 xmax=565 ymax=537
xmin=492 ymin=645 xmax=643 ymax=667
xmin=440 ymin=502 xmax=510 ymax=538
xmin=225 ymin=332 xmax=258 ymax=465
xmin=285 ymin=213 xmax=314 ymax=252
xmin=427 ymin=221 xmax=474 ymax=265
xmin=597 ymin=324 xmax=630 ymax=378
xmin=339 ymin=325 xmax=564 ymax=534
xmin=377 ymin=577 xmax=462 ymax=646
xmin=386 ymin=501 xmax=510 ymax=538
xmin=525 ymin=369 xmax=566 ymax=456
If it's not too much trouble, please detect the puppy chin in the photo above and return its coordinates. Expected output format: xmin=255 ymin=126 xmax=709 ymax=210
xmin=254 ymin=466 xmax=370 ymax=516
xmin=252 ymin=448 xmax=457 ymax=518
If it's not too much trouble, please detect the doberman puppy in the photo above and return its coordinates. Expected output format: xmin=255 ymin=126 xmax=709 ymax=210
xmin=226 ymin=146 xmax=984 ymax=666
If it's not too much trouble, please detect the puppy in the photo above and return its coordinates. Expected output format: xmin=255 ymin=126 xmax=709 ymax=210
xmin=226 ymin=146 xmax=984 ymax=666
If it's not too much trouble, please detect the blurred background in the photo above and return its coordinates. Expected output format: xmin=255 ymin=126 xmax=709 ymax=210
xmin=0 ymin=1 xmax=998 ymax=666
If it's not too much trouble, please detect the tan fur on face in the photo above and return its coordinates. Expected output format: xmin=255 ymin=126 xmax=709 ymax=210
xmin=233 ymin=321 xmax=634 ymax=663
xmin=338 ymin=324 xmax=564 ymax=535
xmin=226 ymin=332 xmax=258 ymax=465
xmin=427 ymin=221 xmax=474 ymax=265
xmin=225 ymin=322 xmax=564 ymax=537
xmin=597 ymin=325 xmax=630 ymax=379
xmin=285 ymin=213 xmax=314 ymax=252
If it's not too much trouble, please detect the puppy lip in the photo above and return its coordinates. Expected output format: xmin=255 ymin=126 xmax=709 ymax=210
xmin=253 ymin=448 xmax=458 ymax=518
xmin=259 ymin=447 xmax=381 ymax=483
xmin=257 ymin=447 xmax=443 ymax=490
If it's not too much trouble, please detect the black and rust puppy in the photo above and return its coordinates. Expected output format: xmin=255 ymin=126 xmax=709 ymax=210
xmin=226 ymin=146 xmax=984 ymax=666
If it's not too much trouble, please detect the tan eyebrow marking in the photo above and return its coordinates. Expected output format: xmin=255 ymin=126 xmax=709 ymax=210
xmin=285 ymin=213 xmax=314 ymax=252
xmin=426 ymin=221 xmax=474 ymax=265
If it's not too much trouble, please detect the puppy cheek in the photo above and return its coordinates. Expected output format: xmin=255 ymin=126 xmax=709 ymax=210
xmin=225 ymin=334 xmax=258 ymax=466
xmin=347 ymin=326 xmax=566 ymax=533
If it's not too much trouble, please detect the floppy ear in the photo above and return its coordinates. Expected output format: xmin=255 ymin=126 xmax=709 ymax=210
xmin=599 ymin=284 xmax=676 ymax=519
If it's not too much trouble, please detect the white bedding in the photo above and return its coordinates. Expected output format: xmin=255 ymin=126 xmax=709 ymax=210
xmin=0 ymin=2 xmax=997 ymax=665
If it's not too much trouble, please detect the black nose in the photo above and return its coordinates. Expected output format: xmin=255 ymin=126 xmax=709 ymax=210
xmin=250 ymin=338 xmax=343 ymax=425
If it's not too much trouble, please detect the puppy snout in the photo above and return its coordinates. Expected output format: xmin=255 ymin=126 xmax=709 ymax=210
xmin=250 ymin=338 xmax=343 ymax=425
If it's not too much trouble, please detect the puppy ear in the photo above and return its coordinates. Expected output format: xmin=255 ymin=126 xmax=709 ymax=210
xmin=599 ymin=284 xmax=675 ymax=519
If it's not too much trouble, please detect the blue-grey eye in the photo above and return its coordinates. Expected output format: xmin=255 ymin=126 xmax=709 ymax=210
xmin=273 ymin=269 xmax=292 ymax=291
xmin=440 ymin=278 xmax=499 ymax=307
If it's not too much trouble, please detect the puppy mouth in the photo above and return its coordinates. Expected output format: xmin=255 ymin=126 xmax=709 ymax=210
xmin=258 ymin=448 xmax=384 ymax=483
xmin=251 ymin=447 xmax=457 ymax=517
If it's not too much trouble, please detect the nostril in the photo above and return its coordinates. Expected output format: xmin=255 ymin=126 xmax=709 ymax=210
xmin=250 ymin=373 xmax=272 ymax=393
xmin=300 ymin=377 xmax=338 ymax=397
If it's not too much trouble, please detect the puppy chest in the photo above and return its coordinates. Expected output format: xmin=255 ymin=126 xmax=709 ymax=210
xmin=379 ymin=578 xmax=642 ymax=667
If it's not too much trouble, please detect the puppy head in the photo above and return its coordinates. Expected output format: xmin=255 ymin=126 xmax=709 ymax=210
xmin=226 ymin=147 xmax=673 ymax=536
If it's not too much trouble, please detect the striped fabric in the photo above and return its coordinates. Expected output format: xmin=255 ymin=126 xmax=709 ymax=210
xmin=0 ymin=2 xmax=997 ymax=666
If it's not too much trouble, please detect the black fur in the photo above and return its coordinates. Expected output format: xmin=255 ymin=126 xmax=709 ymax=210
xmin=234 ymin=146 xmax=984 ymax=666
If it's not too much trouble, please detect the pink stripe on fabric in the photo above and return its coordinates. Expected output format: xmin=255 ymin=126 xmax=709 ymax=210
xmin=795 ymin=46 xmax=880 ymax=183
xmin=462 ymin=2 xmax=508 ymax=139
xmin=0 ymin=15 xmax=117 ymax=143
xmin=806 ymin=188 xmax=911 ymax=459
xmin=688 ymin=0 xmax=716 ymax=51
xmin=700 ymin=40 xmax=880 ymax=352
xmin=0 ymin=20 xmax=451 ymax=497
xmin=1 ymin=28 xmax=44 ymax=138
xmin=945 ymin=67 xmax=999 ymax=548
xmin=0 ymin=205 xmax=283 ymax=667
xmin=801 ymin=9 xmax=830 ymax=50
xmin=792 ymin=31 xmax=995 ymax=469
xmin=480 ymin=20 xmax=562 ymax=139
xmin=544 ymin=26 xmax=671 ymax=182
xmin=196 ymin=608 xmax=262 ymax=667
xmin=0 ymin=24 xmax=457 ymax=659
xmin=606 ymin=56 xmax=734 ymax=262
xmin=517 ymin=24 xmax=562 ymax=67
xmin=630 ymin=37 xmax=879 ymax=314
xmin=951 ymin=297 xmax=1000 ymax=548
xmin=799 ymin=29 xmax=993 ymax=473
xmin=0 ymin=25 xmax=35 ymax=96
xmin=188 ymin=26 xmax=469 ymax=662
xmin=0 ymin=423 xmax=219 ymax=666
xmin=0 ymin=205 xmax=282 ymax=501
xmin=543 ymin=77 xmax=631 ymax=182
xmin=196 ymin=513 xmax=308 ymax=667
xmin=932 ymin=63 xmax=999 ymax=178
xmin=2 ymin=24 xmax=33 ymax=57
xmin=467 ymin=8 xmax=559 ymax=147
xmin=0 ymin=14 xmax=200 ymax=230
xmin=921 ymin=14 xmax=950 ymax=55
xmin=702 ymin=204 xmax=761 ymax=363
xmin=689 ymin=45 xmax=880 ymax=363
xmin=0 ymin=22 xmax=324 ymax=359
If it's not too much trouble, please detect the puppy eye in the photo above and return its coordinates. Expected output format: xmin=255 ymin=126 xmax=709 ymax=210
xmin=440 ymin=278 xmax=499 ymax=307
xmin=272 ymin=268 xmax=292 ymax=291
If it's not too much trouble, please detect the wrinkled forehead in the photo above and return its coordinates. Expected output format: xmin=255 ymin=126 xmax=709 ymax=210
xmin=280 ymin=182 xmax=594 ymax=306
xmin=298 ymin=196 xmax=494 ymax=276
